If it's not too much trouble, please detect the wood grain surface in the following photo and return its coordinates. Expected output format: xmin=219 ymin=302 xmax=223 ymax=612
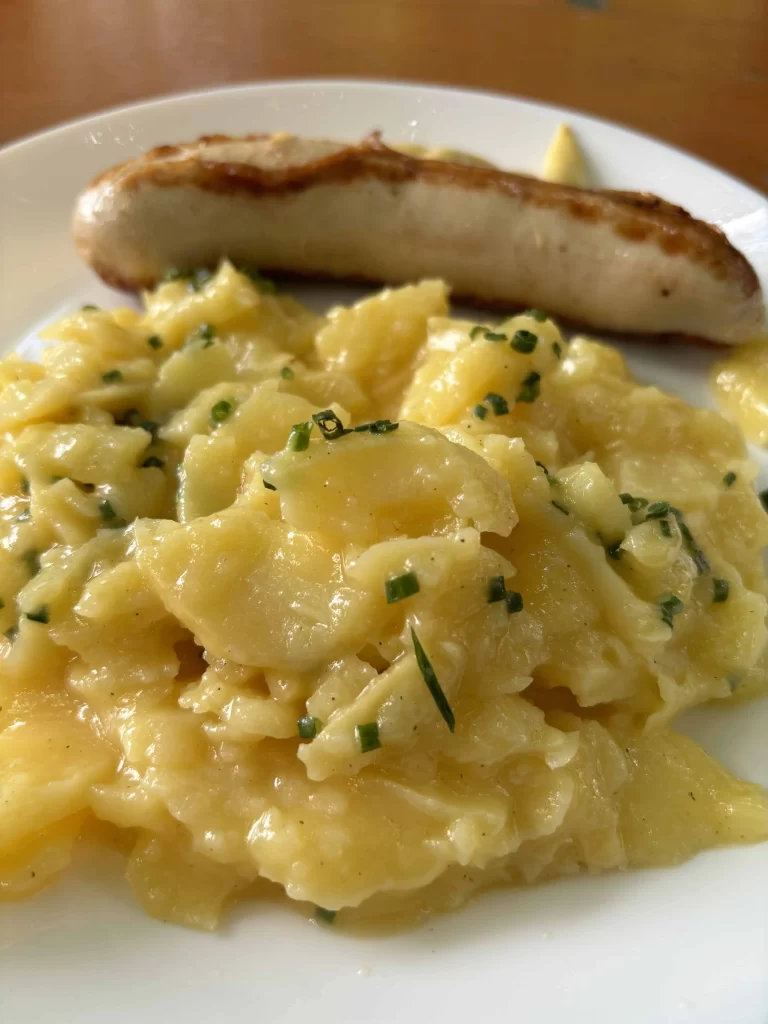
xmin=1 ymin=0 xmax=766 ymax=190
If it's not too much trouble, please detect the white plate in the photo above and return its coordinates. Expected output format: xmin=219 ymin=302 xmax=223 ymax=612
xmin=1 ymin=80 xmax=767 ymax=1024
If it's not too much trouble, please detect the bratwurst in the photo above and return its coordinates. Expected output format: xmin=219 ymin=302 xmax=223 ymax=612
xmin=73 ymin=132 xmax=764 ymax=344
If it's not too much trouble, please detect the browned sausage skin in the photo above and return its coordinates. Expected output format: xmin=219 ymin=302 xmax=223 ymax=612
xmin=73 ymin=132 xmax=764 ymax=344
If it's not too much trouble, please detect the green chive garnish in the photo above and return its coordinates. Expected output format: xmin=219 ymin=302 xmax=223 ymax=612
xmin=99 ymin=499 xmax=117 ymax=521
xmin=21 ymin=549 xmax=40 ymax=576
xmin=368 ymin=419 xmax=399 ymax=434
xmin=81 ymin=304 xmax=99 ymax=311
xmin=552 ymin=341 xmax=562 ymax=359
xmin=147 ymin=335 xmax=163 ymax=350
xmin=102 ymin=369 xmax=123 ymax=384
xmin=297 ymin=715 xmax=321 ymax=740
xmin=516 ymin=371 xmax=541 ymax=403
xmin=198 ymin=323 xmax=216 ymax=341
xmin=238 ymin=265 xmax=277 ymax=293
xmin=712 ymin=578 xmax=730 ymax=603
xmin=162 ymin=267 xmax=186 ymax=282
xmin=314 ymin=907 xmax=336 ymax=924
xmin=263 ymin=480 xmax=277 ymax=491
xmin=505 ymin=590 xmax=524 ymax=613
xmin=411 ymin=628 xmax=455 ymax=732
xmin=472 ymin=404 xmax=487 ymax=420
xmin=511 ymin=330 xmax=538 ymax=354
xmin=644 ymin=501 xmax=670 ymax=520
xmin=524 ymin=309 xmax=548 ymax=322
xmin=483 ymin=331 xmax=507 ymax=342
xmin=141 ymin=456 xmax=164 ymax=469
xmin=551 ymin=501 xmax=569 ymax=515
xmin=484 ymin=392 xmax=508 ymax=416
xmin=487 ymin=576 xmax=506 ymax=603
xmin=659 ymin=593 xmax=684 ymax=628
xmin=25 ymin=606 xmax=49 ymax=624
xmin=312 ymin=409 xmax=348 ymax=440
xmin=280 ymin=366 xmax=295 ymax=380
xmin=210 ymin=399 xmax=235 ymax=427
xmin=469 ymin=326 xmax=486 ymax=339
xmin=190 ymin=268 xmax=213 ymax=291
xmin=356 ymin=721 xmax=381 ymax=753
xmin=670 ymin=508 xmax=710 ymax=575
xmin=619 ymin=493 xmax=649 ymax=513
xmin=659 ymin=518 xmax=672 ymax=538
xmin=723 ymin=471 xmax=737 ymax=488
xmin=287 ymin=422 xmax=313 ymax=451
xmin=385 ymin=572 xmax=420 ymax=604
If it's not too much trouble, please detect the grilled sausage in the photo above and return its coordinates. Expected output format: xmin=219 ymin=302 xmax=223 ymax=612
xmin=73 ymin=132 xmax=765 ymax=344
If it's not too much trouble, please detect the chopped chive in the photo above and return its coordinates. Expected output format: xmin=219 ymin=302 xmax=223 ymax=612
xmin=644 ymin=501 xmax=670 ymax=520
xmin=297 ymin=715 xmax=321 ymax=740
xmin=659 ymin=593 xmax=684 ymax=628
xmin=671 ymin=511 xmax=710 ymax=575
xmin=20 ymin=476 xmax=30 ymax=496
xmin=355 ymin=721 xmax=381 ymax=753
xmin=16 ymin=508 xmax=31 ymax=522
xmin=147 ymin=334 xmax=163 ymax=350
xmin=21 ymin=549 xmax=40 ymax=576
xmin=723 ymin=471 xmax=737 ymax=488
xmin=487 ymin=575 xmax=506 ymax=603
xmin=190 ymin=268 xmax=213 ymax=291
xmin=385 ymin=571 xmax=420 ymax=604
xmin=469 ymin=326 xmax=486 ymax=339
xmin=25 ymin=606 xmax=49 ymax=625
xmin=263 ymin=480 xmax=277 ymax=491
xmin=619 ymin=493 xmax=649 ymax=513
xmin=551 ymin=501 xmax=569 ymax=515
xmin=279 ymin=365 xmax=295 ymax=380
xmin=314 ymin=906 xmax=336 ymax=924
xmin=102 ymin=369 xmax=123 ymax=384
xmin=759 ymin=489 xmax=768 ymax=513
xmin=4 ymin=626 xmax=18 ymax=642
xmin=369 ymin=419 xmax=399 ymax=434
xmin=162 ymin=267 xmax=186 ymax=282
xmin=484 ymin=392 xmax=508 ymax=416
xmin=516 ymin=371 xmax=541 ymax=403
xmin=312 ymin=409 xmax=348 ymax=439
xmin=141 ymin=456 xmax=165 ymax=469
xmin=237 ymin=265 xmax=277 ymax=293
xmin=411 ymin=628 xmax=455 ymax=732
xmin=472 ymin=404 xmax=487 ymax=420
xmin=483 ymin=330 xmax=507 ymax=342
xmin=198 ymin=323 xmax=216 ymax=341
xmin=99 ymin=499 xmax=117 ymax=521
xmin=287 ymin=422 xmax=313 ymax=451
xmin=712 ymin=578 xmax=730 ymax=604
xmin=552 ymin=341 xmax=562 ymax=359
xmin=659 ymin=518 xmax=672 ymax=538
xmin=524 ymin=309 xmax=548 ymax=322
xmin=510 ymin=329 xmax=538 ymax=354
xmin=210 ymin=399 xmax=235 ymax=427
xmin=81 ymin=303 xmax=99 ymax=311
xmin=605 ymin=541 xmax=623 ymax=560
xmin=505 ymin=590 xmax=524 ymax=614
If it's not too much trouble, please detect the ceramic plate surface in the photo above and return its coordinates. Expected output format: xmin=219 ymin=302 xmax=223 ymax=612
xmin=1 ymin=80 xmax=767 ymax=1024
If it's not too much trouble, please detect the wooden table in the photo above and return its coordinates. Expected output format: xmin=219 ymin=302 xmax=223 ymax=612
xmin=1 ymin=0 xmax=766 ymax=191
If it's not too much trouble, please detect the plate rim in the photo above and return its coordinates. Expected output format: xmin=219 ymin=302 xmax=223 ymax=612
xmin=2 ymin=75 xmax=766 ymax=205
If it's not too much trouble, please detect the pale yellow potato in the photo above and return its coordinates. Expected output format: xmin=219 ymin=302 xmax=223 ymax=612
xmin=712 ymin=340 xmax=768 ymax=444
xmin=0 ymin=261 xmax=766 ymax=930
